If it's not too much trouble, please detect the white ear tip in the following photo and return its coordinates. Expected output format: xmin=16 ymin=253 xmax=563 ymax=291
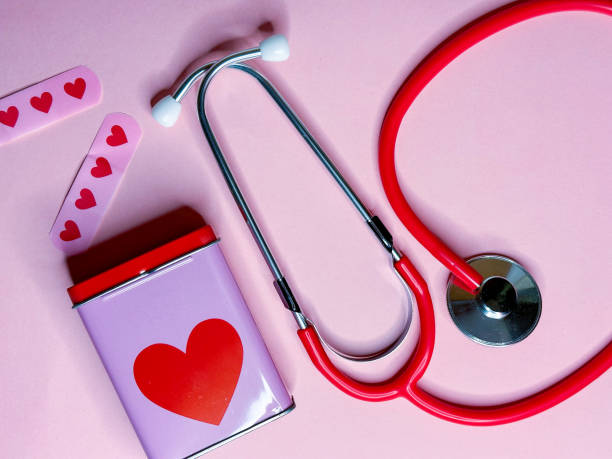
xmin=260 ymin=34 xmax=290 ymax=62
xmin=152 ymin=95 xmax=182 ymax=127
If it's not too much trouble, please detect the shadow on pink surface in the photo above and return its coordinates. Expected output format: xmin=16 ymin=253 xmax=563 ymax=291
xmin=66 ymin=206 xmax=206 ymax=283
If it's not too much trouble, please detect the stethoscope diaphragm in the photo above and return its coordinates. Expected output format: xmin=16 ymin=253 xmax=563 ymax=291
xmin=446 ymin=254 xmax=542 ymax=346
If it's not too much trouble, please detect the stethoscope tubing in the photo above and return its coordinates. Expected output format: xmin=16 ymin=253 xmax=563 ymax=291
xmin=379 ymin=0 xmax=612 ymax=293
xmin=300 ymin=253 xmax=612 ymax=425
xmin=373 ymin=0 xmax=612 ymax=424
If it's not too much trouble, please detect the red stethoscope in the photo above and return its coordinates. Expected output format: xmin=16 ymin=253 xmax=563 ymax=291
xmin=153 ymin=0 xmax=612 ymax=426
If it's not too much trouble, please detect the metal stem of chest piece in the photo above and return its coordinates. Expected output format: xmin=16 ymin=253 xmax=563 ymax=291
xmin=182 ymin=49 xmax=406 ymax=361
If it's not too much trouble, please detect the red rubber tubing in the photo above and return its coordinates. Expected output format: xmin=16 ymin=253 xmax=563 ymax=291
xmin=379 ymin=0 xmax=612 ymax=293
xmin=395 ymin=256 xmax=612 ymax=425
xmin=298 ymin=255 xmax=434 ymax=402
xmin=300 ymin=255 xmax=612 ymax=425
xmin=299 ymin=0 xmax=612 ymax=425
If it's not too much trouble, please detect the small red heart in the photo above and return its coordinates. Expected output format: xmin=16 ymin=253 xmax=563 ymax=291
xmin=0 ymin=106 xmax=19 ymax=127
xmin=59 ymin=220 xmax=81 ymax=241
xmin=75 ymin=188 xmax=96 ymax=209
xmin=30 ymin=92 xmax=53 ymax=113
xmin=106 ymin=125 xmax=127 ymax=146
xmin=64 ymin=77 xmax=86 ymax=99
xmin=133 ymin=319 xmax=243 ymax=425
xmin=90 ymin=157 xmax=112 ymax=178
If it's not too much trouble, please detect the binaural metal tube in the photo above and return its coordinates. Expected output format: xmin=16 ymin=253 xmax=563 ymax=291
xmin=194 ymin=56 xmax=409 ymax=346
xmin=172 ymin=48 xmax=260 ymax=102
xmin=196 ymin=48 xmax=287 ymax=284
xmin=173 ymin=63 xmax=215 ymax=102
xmin=230 ymin=64 xmax=374 ymax=223
xmin=194 ymin=54 xmax=381 ymax=284
xmin=174 ymin=59 xmax=374 ymax=222
xmin=151 ymin=35 xmax=408 ymax=353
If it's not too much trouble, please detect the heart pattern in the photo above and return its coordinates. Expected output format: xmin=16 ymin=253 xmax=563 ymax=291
xmin=133 ymin=319 xmax=243 ymax=425
xmin=1 ymin=67 xmax=101 ymax=148
xmin=90 ymin=157 xmax=112 ymax=178
xmin=30 ymin=92 xmax=53 ymax=113
xmin=106 ymin=125 xmax=127 ymax=146
xmin=59 ymin=220 xmax=81 ymax=241
xmin=51 ymin=113 xmax=141 ymax=255
xmin=75 ymin=188 xmax=96 ymax=209
xmin=64 ymin=77 xmax=86 ymax=99
xmin=0 ymin=106 xmax=19 ymax=127
xmin=1 ymin=73 xmax=91 ymax=132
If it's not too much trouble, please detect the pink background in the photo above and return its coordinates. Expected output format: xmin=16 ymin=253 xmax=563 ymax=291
xmin=1 ymin=1 xmax=610 ymax=458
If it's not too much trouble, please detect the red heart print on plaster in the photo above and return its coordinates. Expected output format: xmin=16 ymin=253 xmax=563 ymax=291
xmin=106 ymin=125 xmax=127 ymax=146
xmin=75 ymin=188 xmax=96 ymax=209
xmin=30 ymin=92 xmax=53 ymax=113
xmin=0 ymin=106 xmax=19 ymax=127
xmin=90 ymin=157 xmax=112 ymax=178
xmin=64 ymin=78 xmax=86 ymax=99
xmin=59 ymin=220 xmax=81 ymax=241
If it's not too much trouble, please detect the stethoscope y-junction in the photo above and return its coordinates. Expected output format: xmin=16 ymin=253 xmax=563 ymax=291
xmin=153 ymin=0 xmax=612 ymax=426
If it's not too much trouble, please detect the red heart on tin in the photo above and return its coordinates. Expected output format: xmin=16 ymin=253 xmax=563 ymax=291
xmin=90 ymin=157 xmax=112 ymax=178
xmin=64 ymin=78 xmax=86 ymax=99
xmin=133 ymin=319 xmax=243 ymax=425
xmin=106 ymin=125 xmax=127 ymax=146
xmin=59 ymin=220 xmax=81 ymax=241
xmin=75 ymin=188 xmax=96 ymax=209
xmin=0 ymin=106 xmax=19 ymax=127
xmin=30 ymin=92 xmax=53 ymax=113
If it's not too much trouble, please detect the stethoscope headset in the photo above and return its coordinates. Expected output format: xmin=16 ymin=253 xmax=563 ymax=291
xmin=152 ymin=0 xmax=612 ymax=425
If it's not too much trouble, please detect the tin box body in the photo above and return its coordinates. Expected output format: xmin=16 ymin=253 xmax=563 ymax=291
xmin=68 ymin=226 xmax=294 ymax=459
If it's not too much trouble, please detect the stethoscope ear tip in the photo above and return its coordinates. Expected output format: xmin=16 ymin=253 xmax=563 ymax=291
xmin=152 ymin=95 xmax=182 ymax=127
xmin=260 ymin=34 xmax=290 ymax=62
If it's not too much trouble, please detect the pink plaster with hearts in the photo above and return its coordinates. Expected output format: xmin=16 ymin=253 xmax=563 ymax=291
xmin=0 ymin=66 xmax=101 ymax=145
xmin=50 ymin=112 xmax=142 ymax=255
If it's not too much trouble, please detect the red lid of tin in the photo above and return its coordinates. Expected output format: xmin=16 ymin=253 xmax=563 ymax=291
xmin=68 ymin=226 xmax=217 ymax=305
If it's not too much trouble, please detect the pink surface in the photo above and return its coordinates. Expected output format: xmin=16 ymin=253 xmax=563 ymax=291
xmin=0 ymin=66 xmax=101 ymax=145
xmin=0 ymin=1 xmax=610 ymax=458
xmin=50 ymin=113 xmax=142 ymax=255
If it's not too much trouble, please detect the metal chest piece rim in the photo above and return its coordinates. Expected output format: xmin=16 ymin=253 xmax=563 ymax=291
xmin=446 ymin=254 xmax=542 ymax=346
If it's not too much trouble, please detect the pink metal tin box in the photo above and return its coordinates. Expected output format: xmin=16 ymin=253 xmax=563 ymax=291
xmin=68 ymin=226 xmax=294 ymax=458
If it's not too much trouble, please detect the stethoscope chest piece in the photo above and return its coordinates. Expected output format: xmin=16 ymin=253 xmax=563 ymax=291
xmin=446 ymin=255 xmax=542 ymax=346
